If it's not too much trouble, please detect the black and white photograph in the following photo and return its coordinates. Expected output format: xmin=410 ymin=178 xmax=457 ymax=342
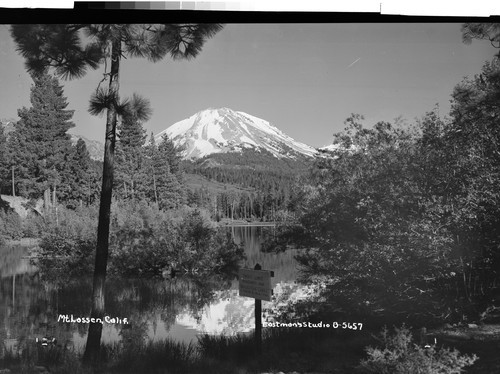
xmin=1 ymin=6 xmax=500 ymax=374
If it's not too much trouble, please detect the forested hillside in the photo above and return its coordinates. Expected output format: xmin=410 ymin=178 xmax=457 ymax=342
xmin=183 ymin=148 xmax=313 ymax=221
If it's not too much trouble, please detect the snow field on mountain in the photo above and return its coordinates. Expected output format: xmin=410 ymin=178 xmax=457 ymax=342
xmin=156 ymin=107 xmax=318 ymax=160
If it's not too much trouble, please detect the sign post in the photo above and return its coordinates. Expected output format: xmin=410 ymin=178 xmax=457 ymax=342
xmin=254 ymin=264 xmax=263 ymax=353
xmin=238 ymin=263 xmax=273 ymax=354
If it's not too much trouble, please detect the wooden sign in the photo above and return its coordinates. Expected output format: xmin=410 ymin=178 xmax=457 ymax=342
xmin=239 ymin=264 xmax=274 ymax=354
xmin=239 ymin=267 xmax=272 ymax=301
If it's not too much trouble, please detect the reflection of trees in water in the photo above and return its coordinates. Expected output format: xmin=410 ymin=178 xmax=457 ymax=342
xmin=1 ymin=265 xmax=236 ymax=353
xmin=1 ymin=245 xmax=29 ymax=277
xmin=188 ymin=275 xmax=234 ymax=321
xmin=231 ymin=226 xmax=299 ymax=282
xmin=0 ymin=273 xmax=75 ymax=354
xmin=107 ymin=277 xmax=197 ymax=334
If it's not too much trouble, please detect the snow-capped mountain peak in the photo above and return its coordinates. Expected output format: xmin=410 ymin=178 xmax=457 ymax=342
xmin=155 ymin=108 xmax=318 ymax=159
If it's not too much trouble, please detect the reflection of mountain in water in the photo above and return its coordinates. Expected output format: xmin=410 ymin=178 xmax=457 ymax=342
xmin=174 ymin=281 xmax=319 ymax=337
xmin=176 ymin=289 xmax=254 ymax=335
xmin=174 ymin=227 xmax=302 ymax=337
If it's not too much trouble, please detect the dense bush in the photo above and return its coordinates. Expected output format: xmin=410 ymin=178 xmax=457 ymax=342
xmin=45 ymin=205 xmax=99 ymax=239
xmin=0 ymin=209 xmax=23 ymax=240
xmin=36 ymin=234 xmax=96 ymax=280
xmin=359 ymin=326 xmax=478 ymax=374
xmin=22 ymin=213 xmax=46 ymax=238
xmin=28 ymin=205 xmax=99 ymax=281
xmin=22 ymin=204 xmax=98 ymax=240
xmin=1 ymin=204 xmax=97 ymax=241
xmin=110 ymin=203 xmax=244 ymax=277
xmin=110 ymin=203 xmax=179 ymax=277
xmin=31 ymin=200 xmax=244 ymax=279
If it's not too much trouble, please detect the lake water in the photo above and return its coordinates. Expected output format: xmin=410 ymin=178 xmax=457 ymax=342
xmin=0 ymin=226 xmax=302 ymax=354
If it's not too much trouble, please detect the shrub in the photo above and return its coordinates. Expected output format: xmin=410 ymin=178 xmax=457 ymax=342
xmin=45 ymin=205 xmax=98 ymax=240
xmin=110 ymin=218 xmax=179 ymax=277
xmin=2 ymin=341 xmax=93 ymax=374
xmin=111 ymin=339 xmax=197 ymax=373
xmin=174 ymin=209 xmax=243 ymax=275
xmin=32 ymin=201 xmax=245 ymax=279
xmin=22 ymin=204 xmax=98 ymax=242
xmin=35 ymin=234 xmax=95 ymax=281
xmin=358 ymin=326 xmax=478 ymax=374
xmin=198 ymin=333 xmax=256 ymax=362
xmin=30 ymin=205 xmax=98 ymax=281
xmin=110 ymin=205 xmax=245 ymax=277
xmin=22 ymin=213 xmax=46 ymax=238
xmin=0 ymin=209 xmax=23 ymax=240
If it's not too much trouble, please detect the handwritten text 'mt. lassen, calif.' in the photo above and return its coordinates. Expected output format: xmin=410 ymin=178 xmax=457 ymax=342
xmin=58 ymin=314 xmax=129 ymax=324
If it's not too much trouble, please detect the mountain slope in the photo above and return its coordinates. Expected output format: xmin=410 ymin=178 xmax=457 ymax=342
xmin=155 ymin=107 xmax=318 ymax=160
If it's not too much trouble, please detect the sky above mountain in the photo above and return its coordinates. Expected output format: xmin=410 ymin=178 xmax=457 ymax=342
xmin=0 ymin=23 xmax=497 ymax=148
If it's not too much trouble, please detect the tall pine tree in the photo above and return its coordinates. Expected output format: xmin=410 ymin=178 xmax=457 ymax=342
xmin=115 ymin=106 xmax=148 ymax=200
xmin=144 ymin=133 xmax=159 ymax=204
xmin=58 ymin=138 xmax=97 ymax=208
xmin=9 ymin=73 xmax=74 ymax=202
xmin=156 ymin=134 xmax=185 ymax=209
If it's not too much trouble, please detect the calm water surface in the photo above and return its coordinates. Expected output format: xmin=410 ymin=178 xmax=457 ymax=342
xmin=0 ymin=226 xmax=301 ymax=354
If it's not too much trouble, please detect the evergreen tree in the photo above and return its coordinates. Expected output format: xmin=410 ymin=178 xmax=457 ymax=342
xmin=8 ymin=73 xmax=74 ymax=201
xmin=462 ymin=23 xmax=500 ymax=57
xmin=0 ymin=126 xmax=7 ymax=195
xmin=156 ymin=134 xmax=185 ymax=209
xmin=115 ymin=106 xmax=148 ymax=200
xmin=157 ymin=133 xmax=184 ymax=175
xmin=158 ymin=163 xmax=183 ymax=210
xmin=59 ymin=138 xmax=97 ymax=208
xmin=144 ymin=132 xmax=159 ymax=204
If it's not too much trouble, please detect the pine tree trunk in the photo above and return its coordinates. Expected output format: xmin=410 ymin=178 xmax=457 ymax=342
xmin=152 ymin=171 xmax=158 ymax=204
xmin=87 ymin=176 xmax=91 ymax=206
xmin=44 ymin=189 xmax=51 ymax=210
xmin=54 ymin=185 xmax=59 ymax=227
xmin=52 ymin=184 xmax=57 ymax=208
xmin=83 ymin=37 xmax=121 ymax=366
xmin=11 ymin=166 xmax=15 ymax=197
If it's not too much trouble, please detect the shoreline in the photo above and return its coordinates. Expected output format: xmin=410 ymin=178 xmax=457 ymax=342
xmin=218 ymin=220 xmax=276 ymax=227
